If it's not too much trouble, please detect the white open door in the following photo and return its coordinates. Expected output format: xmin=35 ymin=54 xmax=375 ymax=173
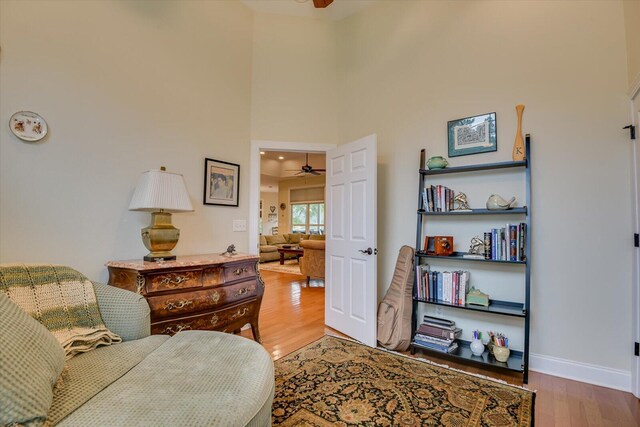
xmin=325 ymin=134 xmax=377 ymax=347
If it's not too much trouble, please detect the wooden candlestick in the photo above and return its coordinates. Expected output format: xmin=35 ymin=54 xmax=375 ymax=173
xmin=512 ymin=104 xmax=526 ymax=161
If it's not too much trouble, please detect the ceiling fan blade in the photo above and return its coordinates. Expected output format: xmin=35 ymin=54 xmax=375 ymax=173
xmin=313 ymin=169 xmax=326 ymax=172
xmin=313 ymin=0 xmax=333 ymax=8
xmin=310 ymin=170 xmax=321 ymax=175
xmin=294 ymin=171 xmax=305 ymax=175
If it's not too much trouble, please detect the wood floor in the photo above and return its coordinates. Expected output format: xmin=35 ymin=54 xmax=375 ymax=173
xmin=242 ymin=269 xmax=640 ymax=426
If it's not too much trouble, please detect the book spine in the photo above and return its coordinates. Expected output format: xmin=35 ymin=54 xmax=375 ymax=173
xmin=484 ymin=232 xmax=492 ymax=260
xmin=510 ymin=224 xmax=517 ymax=261
xmin=491 ymin=229 xmax=497 ymax=260
xmin=417 ymin=324 xmax=458 ymax=340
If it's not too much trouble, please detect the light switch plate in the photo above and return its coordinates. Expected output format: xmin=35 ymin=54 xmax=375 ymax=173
xmin=233 ymin=220 xmax=247 ymax=232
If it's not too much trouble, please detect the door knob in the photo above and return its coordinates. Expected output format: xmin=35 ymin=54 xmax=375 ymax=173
xmin=359 ymin=248 xmax=373 ymax=255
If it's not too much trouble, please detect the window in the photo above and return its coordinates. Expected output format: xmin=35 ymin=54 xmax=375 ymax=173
xmin=291 ymin=203 xmax=325 ymax=234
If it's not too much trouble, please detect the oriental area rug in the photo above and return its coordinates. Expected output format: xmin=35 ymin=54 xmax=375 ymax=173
xmin=272 ymin=336 xmax=534 ymax=426
xmin=259 ymin=260 xmax=302 ymax=275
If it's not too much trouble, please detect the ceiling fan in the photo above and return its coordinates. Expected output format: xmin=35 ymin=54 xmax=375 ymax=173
xmin=312 ymin=0 xmax=333 ymax=7
xmin=287 ymin=153 xmax=326 ymax=176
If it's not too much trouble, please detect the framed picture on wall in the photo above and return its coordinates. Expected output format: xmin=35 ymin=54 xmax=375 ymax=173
xmin=447 ymin=112 xmax=497 ymax=157
xmin=203 ymin=158 xmax=240 ymax=207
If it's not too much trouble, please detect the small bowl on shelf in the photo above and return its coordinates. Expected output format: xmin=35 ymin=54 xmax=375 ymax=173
xmin=493 ymin=346 xmax=510 ymax=363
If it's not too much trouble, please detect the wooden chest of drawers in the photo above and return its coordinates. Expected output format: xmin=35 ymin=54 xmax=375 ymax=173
xmin=105 ymin=254 xmax=263 ymax=342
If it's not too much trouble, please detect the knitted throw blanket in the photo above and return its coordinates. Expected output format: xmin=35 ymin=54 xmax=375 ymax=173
xmin=0 ymin=264 xmax=121 ymax=359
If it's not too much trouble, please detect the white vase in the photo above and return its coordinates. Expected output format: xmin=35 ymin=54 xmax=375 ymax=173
xmin=470 ymin=338 xmax=485 ymax=356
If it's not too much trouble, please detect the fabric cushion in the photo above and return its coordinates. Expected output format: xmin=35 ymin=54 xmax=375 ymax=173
xmin=0 ymin=264 xmax=121 ymax=359
xmin=287 ymin=233 xmax=302 ymax=244
xmin=57 ymin=331 xmax=274 ymax=427
xmin=49 ymin=335 xmax=169 ymax=425
xmin=259 ymin=235 xmax=267 ymax=246
xmin=309 ymin=234 xmax=326 ymax=241
xmin=265 ymin=234 xmax=286 ymax=245
xmin=260 ymin=245 xmax=278 ymax=253
xmin=0 ymin=293 xmax=65 ymax=427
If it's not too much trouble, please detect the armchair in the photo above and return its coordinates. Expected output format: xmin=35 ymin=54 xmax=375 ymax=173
xmin=299 ymin=239 xmax=326 ymax=285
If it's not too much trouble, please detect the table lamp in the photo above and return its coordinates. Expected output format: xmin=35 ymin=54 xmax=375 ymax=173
xmin=129 ymin=167 xmax=194 ymax=261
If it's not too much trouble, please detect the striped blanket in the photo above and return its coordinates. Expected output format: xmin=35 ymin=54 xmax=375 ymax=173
xmin=0 ymin=264 xmax=121 ymax=359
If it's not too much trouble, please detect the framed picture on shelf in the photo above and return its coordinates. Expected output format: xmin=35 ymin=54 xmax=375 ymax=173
xmin=203 ymin=158 xmax=240 ymax=206
xmin=447 ymin=112 xmax=497 ymax=157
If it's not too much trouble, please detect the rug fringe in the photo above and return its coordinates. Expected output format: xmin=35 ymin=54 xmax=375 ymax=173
xmin=325 ymin=333 xmax=536 ymax=394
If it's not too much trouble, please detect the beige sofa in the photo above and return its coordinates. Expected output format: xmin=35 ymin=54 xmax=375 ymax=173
xmin=259 ymin=233 xmax=325 ymax=263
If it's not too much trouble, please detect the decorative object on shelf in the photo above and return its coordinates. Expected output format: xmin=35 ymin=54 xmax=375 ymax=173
xmin=203 ymin=158 xmax=240 ymax=207
xmin=280 ymin=203 xmax=286 ymax=211
xmin=512 ymin=104 xmax=526 ymax=161
xmin=466 ymin=287 xmax=489 ymax=307
xmin=269 ymin=205 xmax=276 ymax=213
xmin=220 ymin=244 xmax=237 ymax=256
xmin=489 ymin=332 xmax=510 ymax=362
xmin=424 ymin=236 xmax=453 ymax=256
xmin=447 ymin=112 xmax=497 ymax=157
xmin=493 ymin=346 xmax=510 ymax=363
xmin=486 ymin=194 xmax=516 ymax=210
xmin=419 ymin=148 xmax=426 ymax=169
xmin=468 ymin=236 xmax=485 ymax=255
xmin=426 ymin=156 xmax=448 ymax=170
xmin=9 ymin=111 xmax=48 ymax=142
xmin=453 ymin=192 xmax=471 ymax=211
xmin=470 ymin=330 xmax=485 ymax=356
xmin=129 ymin=167 xmax=194 ymax=261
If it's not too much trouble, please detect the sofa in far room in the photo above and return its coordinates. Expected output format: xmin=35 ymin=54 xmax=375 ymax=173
xmin=259 ymin=233 xmax=325 ymax=263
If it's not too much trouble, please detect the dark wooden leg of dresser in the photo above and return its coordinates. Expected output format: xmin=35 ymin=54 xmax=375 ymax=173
xmin=250 ymin=321 xmax=262 ymax=343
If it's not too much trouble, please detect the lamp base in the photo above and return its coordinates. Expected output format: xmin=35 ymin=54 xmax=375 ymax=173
xmin=144 ymin=254 xmax=177 ymax=262
xmin=141 ymin=211 xmax=180 ymax=262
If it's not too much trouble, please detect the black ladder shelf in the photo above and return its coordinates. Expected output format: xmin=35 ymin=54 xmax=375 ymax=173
xmin=410 ymin=136 xmax=531 ymax=384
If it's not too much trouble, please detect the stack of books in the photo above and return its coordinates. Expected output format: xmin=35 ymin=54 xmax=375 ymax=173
xmin=422 ymin=185 xmax=455 ymax=212
xmin=415 ymin=264 xmax=470 ymax=305
xmin=413 ymin=315 xmax=461 ymax=353
xmin=483 ymin=223 xmax=526 ymax=261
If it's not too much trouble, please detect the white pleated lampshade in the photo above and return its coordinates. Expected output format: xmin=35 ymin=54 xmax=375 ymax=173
xmin=129 ymin=169 xmax=194 ymax=212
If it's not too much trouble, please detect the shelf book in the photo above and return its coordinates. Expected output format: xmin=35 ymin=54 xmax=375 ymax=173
xmin=411 ymin=136 xmax=532 ymax=383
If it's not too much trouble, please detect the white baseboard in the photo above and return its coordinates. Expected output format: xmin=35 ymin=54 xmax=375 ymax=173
xmin=530 ymin=353 xmax=631 ymax=392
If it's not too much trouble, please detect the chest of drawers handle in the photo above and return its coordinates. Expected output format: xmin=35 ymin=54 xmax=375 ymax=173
xmin=162 ymin=323 xmax=191 ymax=335
xmin=160 ymin=275 xmax=190 ymax=287
xmin=235 ymin=287 xmax=251 ymax=297
xmin=233 ymin=267 xmax=249 ymax=276
xmin=164 ymin=299 xmax=194 ymax=311
xmin=231 ymin=307 xmax=249 ymax=319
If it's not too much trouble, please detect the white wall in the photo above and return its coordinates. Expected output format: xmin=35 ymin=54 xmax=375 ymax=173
xmin=260 ymin=191 xmax=279 ymax=235
xmin=335 ymin=0 xmax=632 ymax=374
xmin=623 ymin=0 xmax=640 ymax=90
xmin=250 ymin=12 xmax=338 ymax=144
xmin=0 ymin=0 xmax=254 ymax=282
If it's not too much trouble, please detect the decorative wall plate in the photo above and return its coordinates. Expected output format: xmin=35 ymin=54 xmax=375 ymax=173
xmin=10 ymin=111 xmax=48 ymax=142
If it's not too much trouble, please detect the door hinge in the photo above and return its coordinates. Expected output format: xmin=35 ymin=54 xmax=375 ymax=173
xmin=635 ymin=233 xmax=639 ymax=248
xmin=623 ymin=125 xmax=636 ymax=140
xmin=635 ymin=342 xmax=639 ymax=357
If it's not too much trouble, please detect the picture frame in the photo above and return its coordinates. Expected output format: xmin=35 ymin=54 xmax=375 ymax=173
xmin=203 ymin=158 xmax=240 ymax=207
xmin=447 ymin=112 xmax=497 ymax=157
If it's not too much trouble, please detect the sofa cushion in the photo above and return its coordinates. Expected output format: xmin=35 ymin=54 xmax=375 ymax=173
xmin=260 ymin=245 xmax=278 ymax=253
xmin=265 ymin=234 xmax=286 ymax=245
xmin=49 ymin=335 xmax=169 ymax=425
xmin=0 ymin=293 xmax=65 ymax=427
xmin=259 ymin=235 xmax=267 ymax=246
xmin=309 ymin=234 xmax=326 ymax=241
xmin=57 ymin=331 xmax=274 ymax=427
xmin=287 ymin=233 xmax=302 ymax=244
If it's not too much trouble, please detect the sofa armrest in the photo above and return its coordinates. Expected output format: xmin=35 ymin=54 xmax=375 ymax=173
xmin=92 ymin=282 xmax=150 ymax=341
